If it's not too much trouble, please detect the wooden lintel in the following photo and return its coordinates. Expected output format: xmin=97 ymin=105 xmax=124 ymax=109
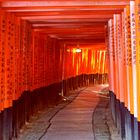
xmin=1 ymin=0 xmax=130 ymax=8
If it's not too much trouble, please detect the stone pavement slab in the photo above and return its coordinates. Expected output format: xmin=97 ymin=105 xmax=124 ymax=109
xmin=16 ymin=85 xmax=122 ymax=140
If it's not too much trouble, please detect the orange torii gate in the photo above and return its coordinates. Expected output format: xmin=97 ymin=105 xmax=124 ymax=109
xmin=0 ymin=0 xmax=140 ymax=140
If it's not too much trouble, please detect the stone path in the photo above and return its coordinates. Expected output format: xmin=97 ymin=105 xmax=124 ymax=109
xmin=17 ymin=85 xmax=122 ymax=140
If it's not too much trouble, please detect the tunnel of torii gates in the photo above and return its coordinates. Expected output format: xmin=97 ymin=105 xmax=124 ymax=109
xmin=1 ymin=0 xmax=140 ymax=140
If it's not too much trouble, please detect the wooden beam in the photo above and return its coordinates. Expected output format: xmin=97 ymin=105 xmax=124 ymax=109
xmin=21 ymin=15 xmax=112 ymax=20
xmin=29 ymin=18 xmax=109 ymax=23
xmin=2 ymin=5 xmax=125 ymax=12
xmin=49 ymin=34 xmax=105 ymax=40
xmin=32 ymin=22 xmax=106 ymax=28
xmin=1 ymin=0 xmax=130 ymax=7
xmin=13 ymin=10 xmax=122 ymax=16
xmin=34 ymin=26 xmax=105 ymax=32
xmin=60 ymin=39 xmax=105 ymax=44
